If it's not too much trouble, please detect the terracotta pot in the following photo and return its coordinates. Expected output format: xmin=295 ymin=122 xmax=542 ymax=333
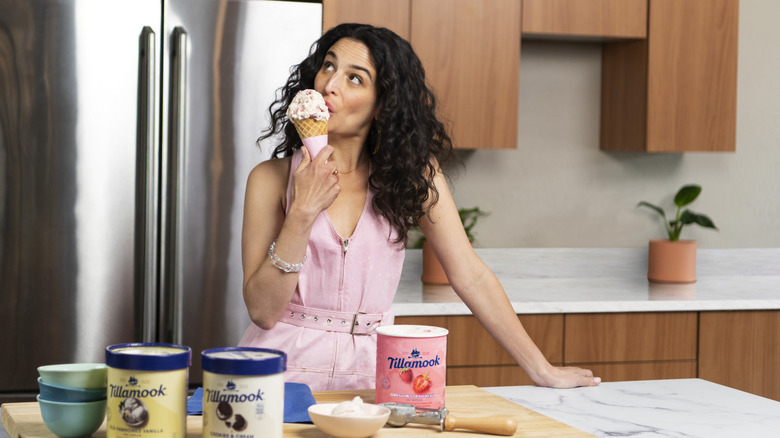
xmin=647 ymin=239 xmax=697 ymax=283
xmin=421 ymin=241 xmax=449 ymax=285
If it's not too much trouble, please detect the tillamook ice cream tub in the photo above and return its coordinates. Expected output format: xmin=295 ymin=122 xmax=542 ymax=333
xmin=105 ymin=343 xmax=192 ymax=438
xmin=202 ymin=347 xmax=287 ymax=438
xmin=375 ymin=325 xmax=448 ymax=409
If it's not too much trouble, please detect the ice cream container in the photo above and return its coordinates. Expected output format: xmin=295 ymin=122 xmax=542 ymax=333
xmin=375 ymin=325 xmax=448 ymax=409
xmin=105 ymin=343 xmax=191 ymax=438
xmin=201 ymin=347 xmax=287 ymax=438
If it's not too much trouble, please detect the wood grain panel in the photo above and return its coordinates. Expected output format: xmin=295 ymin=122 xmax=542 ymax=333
xmin=645 ymin=0 xmax=738 ymax=152
xmin=446 ymin=314 xmax=563 ymax=366
xmin=699 ymin=311 xmax=780 ymax=401
xmin=577 ymin=361 xmax=698 ymax=382
xmin=564 ymin=312 xmax=698 ymax=363
xmin=600 ymin=39 xmax=649 ymax=151
xmin=447 ymin=365 xmax=539 ymax=387
xmin=411 ymin=0 xmax=520 ymax=149
xmin=322 ymin=0 xmax=411 ymax=39
xmin=522 ymin=0 xmax=647 ymax=39
xmin=394 ymin=315 xmax=448 ymax=329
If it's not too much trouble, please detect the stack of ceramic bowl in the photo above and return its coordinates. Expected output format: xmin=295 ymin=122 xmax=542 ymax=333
xmin=37 ymin=363 xmax=108 ymax=438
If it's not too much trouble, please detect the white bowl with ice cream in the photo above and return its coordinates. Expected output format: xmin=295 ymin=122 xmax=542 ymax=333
xmin=308 ymin=396 xmax=391 ymax=438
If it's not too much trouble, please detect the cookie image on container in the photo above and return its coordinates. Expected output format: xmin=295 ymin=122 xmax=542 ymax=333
xmin=216 ymin=401 xmax=233 ymax=420
xmin=119 ymin=397 xmax=149 ymax=428
xmin=232 ymin=414 xmax=247 ymax=431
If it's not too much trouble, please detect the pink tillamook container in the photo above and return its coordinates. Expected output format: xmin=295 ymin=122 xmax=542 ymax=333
xmin=375 ymin=325 xmax=448 ymax=409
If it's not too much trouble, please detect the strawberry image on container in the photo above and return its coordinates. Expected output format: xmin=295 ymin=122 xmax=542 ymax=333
xmin=412 ymin=374 xmax=432 ymax=393
xmin=399 ymin=368 xmax=413 ymax=383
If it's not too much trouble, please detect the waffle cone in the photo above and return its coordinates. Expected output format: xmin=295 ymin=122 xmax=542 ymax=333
xmin=293 ymin=118 xmax=328 ymax=139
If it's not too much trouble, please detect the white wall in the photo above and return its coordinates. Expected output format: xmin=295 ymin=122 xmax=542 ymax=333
xmin=447 ymin=0 xmax=780 ymax=249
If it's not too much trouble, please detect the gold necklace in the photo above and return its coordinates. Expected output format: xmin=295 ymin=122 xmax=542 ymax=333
xmin=333 ymin=157 xmax=366 ymax=175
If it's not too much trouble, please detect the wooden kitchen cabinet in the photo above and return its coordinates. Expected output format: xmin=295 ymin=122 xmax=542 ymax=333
xmin=410 ymin=0 xmax=520 ymax=149
xmin=564 ymin=312 xmax=698 ymax=382
xmin=699 ymin=311 xmax=780 ymax=401
xmin=322 ymin=0 xmax=410 ymax=38
xmin=395 ymin=314 xmax=563 ymax=387
xmin=322 ymin=0 xmax=521 ymax=150
xmin=396 ymin=310 xmax=779 ymax=401
xmin=601 ymin=0 xmax=739 ymax=152
xmin=564 ymin=312 xmax=698 ymax=363
xmin=522 ymin=0 xmax=647 ymax=39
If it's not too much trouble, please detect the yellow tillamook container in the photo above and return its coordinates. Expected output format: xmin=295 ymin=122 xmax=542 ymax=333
xmin=106 ymin=343 xmax=192 ymax=438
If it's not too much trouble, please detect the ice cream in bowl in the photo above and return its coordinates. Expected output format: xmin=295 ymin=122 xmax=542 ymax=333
xmin=307 ymin=396 xmax=391 ymax=438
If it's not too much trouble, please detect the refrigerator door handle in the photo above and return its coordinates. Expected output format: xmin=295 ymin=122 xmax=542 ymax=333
xmin=137 ymin=26 xmax=159 ymax=343
xmin=161 ymin=26 xmax=188 ymax=345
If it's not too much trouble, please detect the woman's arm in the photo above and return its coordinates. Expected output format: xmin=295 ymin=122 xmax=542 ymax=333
xmin=419 ymin=169 xmax=600 ymax=388
xmin=241 ymin=147 xmax=339 ymax=329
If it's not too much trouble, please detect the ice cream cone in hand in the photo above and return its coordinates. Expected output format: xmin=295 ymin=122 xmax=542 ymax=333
xmin=287 ymin=89 xmax=329 ymax=158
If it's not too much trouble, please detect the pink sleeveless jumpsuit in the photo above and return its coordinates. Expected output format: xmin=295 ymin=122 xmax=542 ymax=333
xmin=239 ymin=150 xmax=406 ymax=391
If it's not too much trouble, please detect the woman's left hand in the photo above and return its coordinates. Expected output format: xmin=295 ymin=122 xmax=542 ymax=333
xmin=535 ymin=365 xmax=601 ymax=389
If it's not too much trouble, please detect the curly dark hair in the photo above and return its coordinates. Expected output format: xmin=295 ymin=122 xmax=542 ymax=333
xmin=258 ymin=23 xmax=455 ymax=244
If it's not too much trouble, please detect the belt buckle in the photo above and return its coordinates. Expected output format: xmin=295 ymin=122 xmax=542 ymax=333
xmin=350 ymin=312 xmax=367 ymax=335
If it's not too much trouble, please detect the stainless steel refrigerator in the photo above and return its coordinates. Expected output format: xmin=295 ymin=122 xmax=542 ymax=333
xmin=0 ymin=0 xmax=322 ymax=402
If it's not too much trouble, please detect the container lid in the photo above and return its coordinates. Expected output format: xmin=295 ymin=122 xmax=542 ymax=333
xmin=106 ymin=343 xmax=192 ymax=371
xmin=376 ymin=325 xmax=448 ymax=338
xmin=202 ymin=347 xmax=286 ymax=376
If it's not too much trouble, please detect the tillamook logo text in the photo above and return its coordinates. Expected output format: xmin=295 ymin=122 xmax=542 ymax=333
xmin=205 ymin=388 xmax=265 ymax=403
xmin=109 ymin=384 xmax=167 ymax=398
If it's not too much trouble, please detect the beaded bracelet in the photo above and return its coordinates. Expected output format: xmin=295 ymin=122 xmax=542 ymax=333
xmin=268 ymin=240 xmax=306 ymax=273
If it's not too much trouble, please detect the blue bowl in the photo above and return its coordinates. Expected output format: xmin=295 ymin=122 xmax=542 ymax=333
xmin=37 ymin=395 xmax=106 ymax=438
xmin=38 ymin=363 xmax=107 ymax=390
xmin=38 ymin=378 xmax=106 ymax=403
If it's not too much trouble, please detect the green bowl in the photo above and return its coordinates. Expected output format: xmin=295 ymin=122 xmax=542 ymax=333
xmin=37 ymin=395 xmax=106 ymax=438
xmin=38 ymin=363 xmax=107 ymax=390
xmin=38 ymin=378 xmax=106 ymax=403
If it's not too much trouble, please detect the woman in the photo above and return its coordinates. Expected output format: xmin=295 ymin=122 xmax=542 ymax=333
xmin=239 ymin=23 xmax=600 ymax=391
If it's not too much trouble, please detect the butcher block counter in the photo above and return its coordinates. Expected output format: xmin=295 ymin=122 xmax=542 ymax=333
xmin=0 ymin=385 xmax=592 ymax=438
xmin=4 ymin=380 xmax=779 ymax=437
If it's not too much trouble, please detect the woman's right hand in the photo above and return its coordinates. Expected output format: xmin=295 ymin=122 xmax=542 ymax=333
xmin=289 ymin=146 xmax=340 ymax=221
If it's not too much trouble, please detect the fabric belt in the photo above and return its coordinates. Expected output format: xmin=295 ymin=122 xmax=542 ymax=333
xmin=280 ymin=303 xmax=386 ymax=335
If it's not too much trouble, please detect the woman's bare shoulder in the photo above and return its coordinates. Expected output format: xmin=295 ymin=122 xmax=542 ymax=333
xmin=246 ymin=156 xmax=292 ymax=204
xmin=247 ymin=156 xmax=291 ymax=184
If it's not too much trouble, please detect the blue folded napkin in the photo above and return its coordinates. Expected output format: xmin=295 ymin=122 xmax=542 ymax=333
xmin=187 ymin=382 xmax=315 ymax=423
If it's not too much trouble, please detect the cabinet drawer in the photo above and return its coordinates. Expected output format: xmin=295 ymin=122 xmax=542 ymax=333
xmin=396 ymin=314 xmax=563 ymax=366
xmin=447 ymin=365 xmax=541 ymax=387
xmin=522 ymin=0 xmax=647 ymax=39
xmin=564 ymin=312 xmax=697 ymax=363
xmin=394 ymin=315 xmax=448 ymax=328
xmin=447 ymin=314 xmax=563 ymax=366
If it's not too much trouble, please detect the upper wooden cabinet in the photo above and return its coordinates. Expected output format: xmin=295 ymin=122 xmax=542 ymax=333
xmin=601 ymin=0 xmax=739 ymax=152
xmin=522 ymin=0 xmax=647 ymax=39
xmin=325 ymin=0 xmax=738 ymax=153
xmin=322 ymin=0 xmax=410 ymax=38
xmin=322 ymin=0 xmax=520 ymax=149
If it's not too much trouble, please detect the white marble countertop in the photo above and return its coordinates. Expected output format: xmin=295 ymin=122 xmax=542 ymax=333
xmin=484 ymin=379 xmax=780 ymax=438
xmin=392 ymin=248 xmax=780 ymax=316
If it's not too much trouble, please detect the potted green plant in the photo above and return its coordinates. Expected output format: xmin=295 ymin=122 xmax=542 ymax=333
xmin=412 ymin=207 xmax=489 ymax=285
xmin=637 ymin=184 xmax=717 ymax=283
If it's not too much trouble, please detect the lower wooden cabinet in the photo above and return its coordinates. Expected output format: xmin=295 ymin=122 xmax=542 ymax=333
xmin=395 ymin=314 xmax=562 ymax=387
xmin=699 ymin=311 xmax=780 ymax=401
xmin=396 ymin=310 xmax=780 ymax=401
xmin=564 ymin=312 xmax=698 ymax=363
